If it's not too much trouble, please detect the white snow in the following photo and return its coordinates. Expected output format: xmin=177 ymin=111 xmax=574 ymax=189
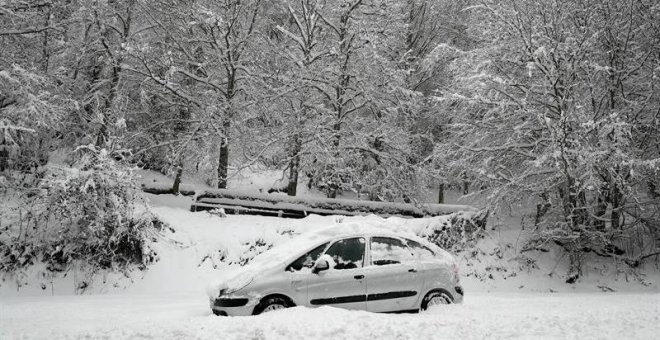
xmin=1 ymin=292 xmax=659 ymax=339
xmin=2 ymin=172 xmax=660 ymax=339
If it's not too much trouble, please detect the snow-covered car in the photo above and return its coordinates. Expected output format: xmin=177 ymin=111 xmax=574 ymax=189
xmin=207 ymin=223 xmax=463 ymax=316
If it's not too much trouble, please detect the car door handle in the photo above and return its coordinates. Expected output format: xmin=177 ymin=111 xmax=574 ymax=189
xmin=354 ymin=275 xmax=365 ymax=280
xmin=408 ymin=268 xmax=417 ymax=273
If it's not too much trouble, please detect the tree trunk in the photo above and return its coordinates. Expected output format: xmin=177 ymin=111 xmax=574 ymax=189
xmin=94 ymin=0 xmax=135 ymax=148
xmin=95 ymin=61 xmax=121 ymax=148
xmin=566 ymin=252 xmax=582 ymax=284
xmin=577 ymin=191 xmax=588 ymax=226
xmin=649 ymin=180 xmax=660 ymax=199
xmin=327 ymin=186 xmax=337 ymax=199
xmin=41 ymin=5 xmax=51 ymax=73
xmin=324 ymin=6 xmax=357 ymax=200
xmin=610 ymin=182 xmax=621 ymax=229
xmin=437 ymin=182 xmax=444 ymax=204
xmin=558 ymin=181 xmax=575 ymax=226
xmin=0 ymin=148 xmax=8 ymax=172
xmin=217 ymin=59 xmax=237 ymax=189
xmin=534 ymin=192 xmax=551 ymax=226
xmin=217 ymin=117 xmax=231 ymax=189
xmin=172 ymin=157 xmax=184 ymax=194
xmin=593 ymin=193 xmax=607 ymax=230
xmin=326 ymin=120 xmax=342 ymax=199
xmin=287 ymin=135 xmax=301 ymax=196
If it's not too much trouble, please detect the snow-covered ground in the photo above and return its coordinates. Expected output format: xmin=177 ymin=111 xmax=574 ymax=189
xmin=2 ymin=292 xmax=659 ymax=339
xmin=2 ymin=171 xmax=659 ymax=339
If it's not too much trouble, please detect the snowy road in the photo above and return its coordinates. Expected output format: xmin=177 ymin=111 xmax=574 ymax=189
xmin=2 ymin=292 xmax=659 ymax=339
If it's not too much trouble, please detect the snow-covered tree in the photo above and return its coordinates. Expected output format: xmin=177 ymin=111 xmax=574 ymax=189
xmin=130 ymin=0 xmax=263 ymax=189
xmin=434 ymin=0 xmax=660 ymax=279
xmin=0 ymin=0 xmax=164 ymax=276
xmin=270 ymin=0 xmax=328 ymax=196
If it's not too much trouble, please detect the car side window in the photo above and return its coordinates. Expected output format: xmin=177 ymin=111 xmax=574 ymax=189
xmin=405 ymin=239 xmax=436 ymax=259
xmin=324 ymin=237 xmax=366 ymax=270
xmin=370 ymin=237 xmax=415 ymax=266
xmin=286 ymin=242 xmax=329 ymax=272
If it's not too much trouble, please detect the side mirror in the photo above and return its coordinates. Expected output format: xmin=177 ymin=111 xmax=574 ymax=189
xmin=312 ymin=259 xmax=329 ymax=274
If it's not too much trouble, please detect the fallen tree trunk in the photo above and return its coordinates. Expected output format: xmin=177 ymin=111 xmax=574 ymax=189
xmin=191 ymin=189 xmax=479 ymax=219
xmin=141 ymin=184 xmax=195 ymax=196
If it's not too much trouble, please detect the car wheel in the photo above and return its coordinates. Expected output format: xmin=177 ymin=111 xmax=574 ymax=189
xmin=421 ymin=290 xmax=454 ymax=311
xmin=254 ymin=296 xmax=290 ymax=315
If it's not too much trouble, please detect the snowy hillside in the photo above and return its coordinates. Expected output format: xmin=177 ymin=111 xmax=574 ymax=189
xmin=4 ymin=168 xmax=659 ymax=297
xmin=2 ymin=171 xmax=660 ymax=339
xmin=6 ymin=189 xmax=657 ymax=297
xmin=3 ymin=198 xmax=660 ymax=338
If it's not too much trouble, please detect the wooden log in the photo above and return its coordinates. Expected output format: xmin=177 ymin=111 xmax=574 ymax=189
xmin=191 ymin=189 xmax=477 ymax=218
xmin=142 ymin=185 xmax=195 ymax=196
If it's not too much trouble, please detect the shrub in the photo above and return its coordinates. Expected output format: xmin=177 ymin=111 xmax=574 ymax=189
xmin=421 ymin=210 xmax=489 ymax=253
xmin=0 ymin=146 xmax=163 ymax=275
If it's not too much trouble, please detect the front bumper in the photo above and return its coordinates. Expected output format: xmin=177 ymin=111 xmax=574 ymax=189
xmin=215 ymin=298 xmax=249 ymax=307
xmin=210 ymin=297 xmax=257 ymax=316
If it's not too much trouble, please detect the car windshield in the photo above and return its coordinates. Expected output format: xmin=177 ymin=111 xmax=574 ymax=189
xmin=286 ymin=242 xmax=329 ymax=272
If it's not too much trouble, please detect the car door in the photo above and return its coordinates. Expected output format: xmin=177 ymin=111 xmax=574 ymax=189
xmin=306 ymin=237 xmax=368 ymax=310
xmin=365 ymin=236 xmax=423 ymax=313
xmin=285 ymin=242 xmax=330 ymax=306
xmin=404 ymin=238 xmax=455 ymax=294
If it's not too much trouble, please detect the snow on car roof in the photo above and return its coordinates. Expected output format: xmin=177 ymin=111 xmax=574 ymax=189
xmin=246 ymin=221 xmax=392 ymax=268
xmin=243 ymin=220 xmax=444 ymax=274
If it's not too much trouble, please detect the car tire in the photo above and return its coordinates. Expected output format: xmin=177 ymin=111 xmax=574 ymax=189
xmin=253 ymin=296 xmax=291 ymax=315
xmin=421 ymin=289 xmax=454 ymax=311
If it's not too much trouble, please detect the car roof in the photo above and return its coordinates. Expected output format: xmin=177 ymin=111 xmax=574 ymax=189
xmin=247 ymin=222 xmax=444 ymax=269
xmin=307 ymin=222 xmax=439 ymax=248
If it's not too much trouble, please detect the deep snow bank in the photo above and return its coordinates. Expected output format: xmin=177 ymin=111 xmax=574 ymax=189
xmin=2 ymin=292 xmax=659 ymax=340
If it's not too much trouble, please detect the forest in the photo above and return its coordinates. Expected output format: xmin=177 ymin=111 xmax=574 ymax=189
xmin=1 ymin=0 xmax=659 ymax=281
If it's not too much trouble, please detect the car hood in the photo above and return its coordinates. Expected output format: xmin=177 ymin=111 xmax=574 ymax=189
xmin=206 ymin=267 xmax=258 ymax=299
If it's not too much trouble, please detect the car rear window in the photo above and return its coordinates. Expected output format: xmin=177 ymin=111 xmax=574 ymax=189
xmin=370 ymin=237 xmax=415 ymax=266
xmin=404 ymin=239 xmax=436 ymax=259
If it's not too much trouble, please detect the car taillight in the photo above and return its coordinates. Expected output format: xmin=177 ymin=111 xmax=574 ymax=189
xmin=453 ymin=263 xmax=460 ymax=281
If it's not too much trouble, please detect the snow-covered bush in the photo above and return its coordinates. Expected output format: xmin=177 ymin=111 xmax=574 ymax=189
xmin=523 ymin=217 xmax=660 ymax=283
xmin=233 ymin=239 xmax=274 ymax=266
xmin=0 ymin=146 xmax=163 ymax=275
xmin=420 ymin=210 xmax=489 ymax=253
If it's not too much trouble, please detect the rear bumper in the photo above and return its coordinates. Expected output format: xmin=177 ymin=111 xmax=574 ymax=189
xmin=454 ymin=286 xmax=464 ymax=303
xmin=455 ymin=286 xmax=464 ymax=296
